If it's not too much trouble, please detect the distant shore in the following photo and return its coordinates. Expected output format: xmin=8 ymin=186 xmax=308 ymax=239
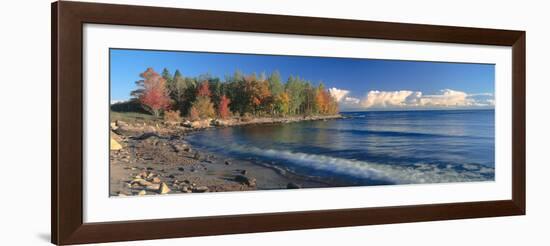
xmin=109 ymin=114 xmax=343 ymax=196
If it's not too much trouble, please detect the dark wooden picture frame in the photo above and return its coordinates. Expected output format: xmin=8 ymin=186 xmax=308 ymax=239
xmin=52 ymin=1 xmax=525 ymax=245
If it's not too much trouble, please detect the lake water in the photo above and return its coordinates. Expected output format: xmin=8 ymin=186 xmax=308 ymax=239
xmin=186 ymin=110 xmax=495 ymax=186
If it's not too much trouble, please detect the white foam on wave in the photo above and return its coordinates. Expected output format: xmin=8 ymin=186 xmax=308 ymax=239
xmin=213 ymin=143 xmax=495 ymax=184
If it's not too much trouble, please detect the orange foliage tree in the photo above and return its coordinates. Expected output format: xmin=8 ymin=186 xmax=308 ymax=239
xmin=189 ymin=80 xmax=215 ymax=120
xmin=138 ymin=68 xmax=171 ymax=117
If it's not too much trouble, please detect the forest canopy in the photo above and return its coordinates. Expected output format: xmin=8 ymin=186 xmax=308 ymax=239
xmin=124 ymin=67 xmax=339 ymax=120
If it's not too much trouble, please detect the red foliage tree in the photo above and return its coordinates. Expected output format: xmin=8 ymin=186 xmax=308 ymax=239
xmin=138 ymin=68 xmax=171 ymax=117
xmin=218 ymin=95 xmax=231 ymax=119
xmin=197 ymin=80 xmax=211 ymax=97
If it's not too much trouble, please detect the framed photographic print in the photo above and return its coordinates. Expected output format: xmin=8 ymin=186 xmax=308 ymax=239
xmin=52 ymin=1 xmax=525 ymax=245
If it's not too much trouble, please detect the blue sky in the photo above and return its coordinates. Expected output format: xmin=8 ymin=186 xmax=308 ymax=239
xmin=110 ymin=48 xmax=495 ymax=110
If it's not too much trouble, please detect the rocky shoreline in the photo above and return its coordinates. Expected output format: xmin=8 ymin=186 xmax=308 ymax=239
xmin=109 ymin=114 xmax=343 ymax=196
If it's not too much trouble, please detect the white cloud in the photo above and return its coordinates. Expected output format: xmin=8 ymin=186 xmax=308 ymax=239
xmin=328 ymin=88 xmax=350 ymax=102
xmin=361 ymin=90 xmax=417 ymax=108
xmin=343 ymin=97 xmax=360 ymax=104
xmin=360 ymin=89 xmax=494 ymax=109
xmin=469 ymin=92 xmax=493 ymax=97
xmin=417 ymin=89 xmax=472 ymax=107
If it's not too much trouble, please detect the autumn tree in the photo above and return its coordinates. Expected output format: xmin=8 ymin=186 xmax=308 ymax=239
xmin=190 ymin=97 xmax=215 ymax=119
xmin=218 ymin=95 xmax=231 ymax=119
xmin=136 ymin=68 xmax=171 ymax=117
xmin=197 ymin=80 xmax=211 ymax=97
xmin=247 ymin=78 xmax=272 ymax=116
xmin=189 ymin=81 xmax=215 ymax=119
xmin=273 ymin=92 xmax=290 ymax=116
xmin=315 ymin=83 xmax=329 ymax=114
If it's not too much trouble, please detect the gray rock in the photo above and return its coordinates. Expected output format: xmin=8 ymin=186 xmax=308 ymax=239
xmin=135 ymin=132 xmax=160 ymax=140
xmin=145 ymin=184 xmax=161 ymax=191
xmin=131 ymin=178 xmax=153 ymax=187
xmin=116 ymin=120 xmax=128 ymax=127
xmin=182 ymin=120 xmax=192 ymax=128
xmin=224 ymin=160 xmax=231 ymax=165
xmin=235 ymin=175 xmax=256 ymax=186
xmin=113 ymin=125 xmax=133 ymax=136
xmin=192 ymin=186 xmax=209 ymax=193
xmin=171 ymin=143 xmax=190 ymax=153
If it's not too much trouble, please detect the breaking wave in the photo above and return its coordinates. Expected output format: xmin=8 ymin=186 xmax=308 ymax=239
xmin=187 ymin=139 xmax=494 ymax=185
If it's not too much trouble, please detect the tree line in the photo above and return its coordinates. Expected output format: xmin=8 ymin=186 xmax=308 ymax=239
xmin=128 ymin=67 xmax=339 ymax=120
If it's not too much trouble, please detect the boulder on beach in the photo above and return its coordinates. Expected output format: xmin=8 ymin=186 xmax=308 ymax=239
xmin=113 ymin=123 xmax=158 ymax=136
xmin=193 ymin=151 xmax=201 ymax=160
xmin=145 ymin=184 xmax=161 ymax=191
xmin=170 ymin=143 xmax=190 ymax=153
xmin=110 ymin=137 xmax=122 ymax=150
xmin=190 ymin=119 xmax=212 ymax=129
xmin=152 ymin=177 xmax=161 ymax=184
xmin=159 ymin=182 xmax=171 ymax=194
xmin=116 ymin=120 xmax=128 ymax=127
xmin=132 ymin=178 xmax=153 ymax=187
xmin=182 ymin=120 xmax=192 ymax=128
xmin=192 ymin=186 xmax=209 ymax=193
xmin=135 ymin=132 xmax=160 ymax=140
xmin=212 ymin=119 xmax=235 ymax=126
xmin=113 ymin=125 xmax=133 ymax=136
xmin=110 ymin=122 xmax=118 ymax=131
xmin=235 ymin=175 xmax=256 ymax=187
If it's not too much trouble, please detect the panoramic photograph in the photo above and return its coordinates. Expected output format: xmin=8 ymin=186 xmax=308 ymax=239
xmin=109 ymin=48 xmax=495 ymax=197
